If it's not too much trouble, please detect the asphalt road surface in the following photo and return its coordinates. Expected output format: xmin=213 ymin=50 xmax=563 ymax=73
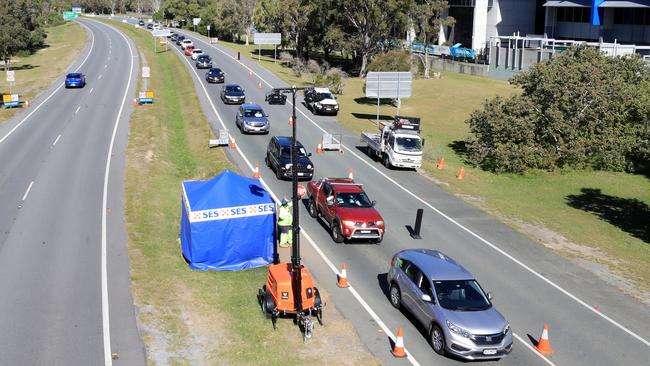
xmin=156 ymin=26 xmax=650 ymax=366
xmin=0 ymin=19 xmax=145 ymax=365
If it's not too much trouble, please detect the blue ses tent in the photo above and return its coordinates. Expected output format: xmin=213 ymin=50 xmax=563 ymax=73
xmin=180 ymin=169 xmax=275 ymax=270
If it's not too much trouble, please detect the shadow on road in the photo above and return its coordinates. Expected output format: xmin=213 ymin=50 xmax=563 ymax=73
xmin=566 ymin=188 xmax=650 ymax=244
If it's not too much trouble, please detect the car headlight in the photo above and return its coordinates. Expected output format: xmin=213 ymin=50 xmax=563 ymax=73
xmin=307 ymin=164 xmax=312 ymax=170
xmin=446 ymin=320 xmax=472 ymax=338
xmin=375 ymin=220 xmax=384 ymax=226
xmin=342 ymin=220 xmax=356 ymax=227
xmin=284 ymin=163 xmax=292 ymax=169
xmin=502 ymin=323 xmax=510 ymax=335
xmin=334 ymin=104 xmax=339 ymax=109
xmin=315 ymin=102 xmax=322 ymax=108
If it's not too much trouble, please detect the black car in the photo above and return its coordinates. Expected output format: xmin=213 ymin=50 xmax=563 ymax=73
xmin=146 ymin=23 xmax=154 ymax=30
xmin=266 ymin=136 xmax=314 ymax=180
xmin=265 ymin=89 xmax=287 ymax=105
xmin=170 ymin=33 xmax=178 ymax=41
xmin=205 ymin=67 xmax=225 ymax=83
xmin=195 ymin=55 xmax=212 ymax=69
xmin=175 ymin=35 xmax=185 ymax=46
xmin=220 ymin=84 xmax=245 ymax=104
xmin=138 ymin=20 xmax=145 ymax=26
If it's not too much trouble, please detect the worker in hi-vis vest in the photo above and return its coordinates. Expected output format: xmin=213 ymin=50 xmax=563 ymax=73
xmin=278 ymin=197 xmax=293 ymax=248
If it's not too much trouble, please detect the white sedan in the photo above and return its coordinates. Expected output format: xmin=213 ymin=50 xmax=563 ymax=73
xmin=191 ymin=49 xmax=204 ymax=60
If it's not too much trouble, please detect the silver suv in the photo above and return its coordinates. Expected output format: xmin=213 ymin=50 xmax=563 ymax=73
xmin=387 ymin=249 xmax=512 ymax=360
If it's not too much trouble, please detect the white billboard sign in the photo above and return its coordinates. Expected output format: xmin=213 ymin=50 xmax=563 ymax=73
xmin=253 ymin=33 xmax=281 ymax=45
xmin=152 ymin=29 xmax=172 ymax=37
xmin=192 ymin=18 xmax=201 ymax=26
xmin=6 ymin=70 xmax=15 ymax=82
xmin=365 ymin=71 xmax=412 ymax=99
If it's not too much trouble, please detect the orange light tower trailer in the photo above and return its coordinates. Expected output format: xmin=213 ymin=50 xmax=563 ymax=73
xmin=258 ymin=86 xmax=324 ymax=342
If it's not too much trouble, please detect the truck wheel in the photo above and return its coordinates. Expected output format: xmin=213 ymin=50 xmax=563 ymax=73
xmin=331 ymin=221 xmax=344 ymax=243
xmin=308 ymin=198 xmax=318 ymax=218
xmin=383 ymin=155 xmax=392 ymax=169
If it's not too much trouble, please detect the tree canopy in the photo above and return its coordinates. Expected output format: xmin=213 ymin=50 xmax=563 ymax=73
xmin=466 ymin=46 xmax=650 ymax=173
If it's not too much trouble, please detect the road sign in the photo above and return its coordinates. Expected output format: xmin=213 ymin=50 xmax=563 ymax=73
xmin=365 ymin=71 xmax=412 ymax=99
xmin=72 ymin=6 xmax=82 ymax=13
xmin=193 ymin=18 xmax=201 ymax=26
xmin=152 ymin=29 xmax=172 ymax=37
xmin=63 ymin=11 xmax=78 ymax=20
xmin=297 ymin=185 xmax=306 ymax=198
xmin=142 ymin=67 xmax=150 ymax=78
xmin=253 ymin=33 xmax=281 ymax=45
xmin=6 ymin=70 xmax=15 ymax=82
xmin=206 ymin=25 xmax=211 ymax=31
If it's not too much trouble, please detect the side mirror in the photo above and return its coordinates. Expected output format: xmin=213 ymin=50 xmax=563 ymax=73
xmin=371 ymin=200 xmax=377 ymax=206
xmin=421 ymin=294 xmax=432 ymax=303
xmin=307 ymin=152 xmax=312 ymax=157
xmin=487 ymin=292 xmax=493 ymax=301
xmin=326 ymin=196 xmax=334 ymax=206
xmin=422 ymin=138 xmax=425 ymax=146
xmin=265 ymin=113 xmax=270 ymax=118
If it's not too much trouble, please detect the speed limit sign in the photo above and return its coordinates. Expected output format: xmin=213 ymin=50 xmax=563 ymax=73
xmin=142 ymin=66 xmax=150 ymax=78
xmin=6 ymin=70 xmax=15 ymax=82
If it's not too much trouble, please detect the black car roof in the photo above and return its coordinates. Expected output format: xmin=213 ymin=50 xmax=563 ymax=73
xmin=67 ymin=73 xmax=82 ymax=77
xmin=274 ymin=136 xmax=304 ymax=147
xmin=208 ymin=67 xmax=222 ymax=72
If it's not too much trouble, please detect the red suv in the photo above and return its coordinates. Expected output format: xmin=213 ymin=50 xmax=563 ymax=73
xmin=307 ymin=178 xmax=384 ymax=243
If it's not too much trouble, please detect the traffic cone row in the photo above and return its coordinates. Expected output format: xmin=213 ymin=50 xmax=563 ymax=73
xmin=436 ymin=157 xmax=445 ymax=170
xmin=253 ymin=163 xmax=261 ymax=179
xmin=456 ymin=166 xmax=465 ymax=180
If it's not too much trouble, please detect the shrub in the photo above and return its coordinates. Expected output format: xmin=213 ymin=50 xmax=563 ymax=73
xmin=279 ymin=51 xmax=294 ymax=66
xmin=367 ymin=50 xmax=412 ymax=72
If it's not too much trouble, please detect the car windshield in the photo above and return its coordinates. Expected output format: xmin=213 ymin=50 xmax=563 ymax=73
xmin=318 ymin=93 xmax=334 ymax=100
xmin=280 ymin=146 xmax=307 ymax=157
xmin=433 ymin=280 xmax=491 ymax=311
xmin=336 ymin=192 xmax=373 ymax=208
xmin=244 ymin=109 xmax=264 ymax=118
xmin=198 ymin=56 xmax=210 ymax=60
xmin=395 ymin=136 xmax=422 ymax=152
xmin=193 ymin=49 xmax=202 ymax=53
xmin=209 ymin=68 xmax=222 ymax=74
xmin=67 ymin=73 xmax=81 ymax=78
xmin=226 ymin=85 xmax=242 ymax=92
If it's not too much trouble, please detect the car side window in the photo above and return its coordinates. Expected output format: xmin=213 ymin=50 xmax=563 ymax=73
xmin=404 ymin=262 xmax=421 ymax=284
xmin=323 ymin=183 xmax=332 ymax=197
xmin=418 ymin=277 xmax=433 ymax=297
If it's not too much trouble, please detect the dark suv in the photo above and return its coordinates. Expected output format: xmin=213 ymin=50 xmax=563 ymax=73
xmin=265 ymin=136 xmax=314 ymax=180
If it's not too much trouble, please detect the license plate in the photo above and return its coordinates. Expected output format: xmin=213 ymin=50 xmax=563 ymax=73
xmin=359 ymin=230 xmax=371 ymax=234
xmin=298 ymin=173 xmax=304 ymax=176
xmin=483 ymin=349 xmax=497 ymax=355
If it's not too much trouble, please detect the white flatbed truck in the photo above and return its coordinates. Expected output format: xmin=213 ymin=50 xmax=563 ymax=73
xmin=360 ymin=116 xmax=423 ymax=169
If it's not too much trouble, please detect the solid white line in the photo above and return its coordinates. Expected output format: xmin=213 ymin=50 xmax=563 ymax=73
xmin=98 ymin=74 xmax=103 ymax=79
xmin=74 ymin=105 xmax=81 ymax=114
xmin=52 ymin=134 xmax=61 ymax=146
xmin=90 ymin=87 xmax=94 ymax=94
xmin=194 ymin=32 xmax=650 ymax=349
xmin=21 ymin=181 xmax=34 ymax=201
xmin=513 ymin=333 xmax=557 ymax=366
xmin=87 ymin=19 xmax=136 ymax=366
xmin=171 ymin=40 xmax=422 ymax=366
xmin=0 ymin=21 xmax=96 ymax=146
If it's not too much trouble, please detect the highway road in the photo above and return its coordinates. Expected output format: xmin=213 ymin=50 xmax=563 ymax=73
xmin=0 ymin=19 xmax=145 ymax=365
xmin=156 ymin=26 xmax=650 ymax=366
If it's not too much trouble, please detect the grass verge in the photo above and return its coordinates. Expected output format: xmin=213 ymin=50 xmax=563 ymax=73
xmin=0 ymin=22 xmax=86 ymax=123
xmin=101 ymin=19 xmax=381 ymax=365
xmin=213 ymin=38 xmax=650 ymax=300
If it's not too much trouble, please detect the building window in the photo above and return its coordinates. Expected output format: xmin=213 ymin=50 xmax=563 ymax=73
xmin=557 ymin=7 xmax=592 ymax=23
xmin=614 ymin=8 xmax=650 ymax=25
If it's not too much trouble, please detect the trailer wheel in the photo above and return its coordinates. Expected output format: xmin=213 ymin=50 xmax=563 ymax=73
xmin=260 ymin=291 xmax=276 ymax=319
xmin=314 ymin=288 xmax=323 ymax=325
xmin=308 ymin=198 xmax=318 ymax=218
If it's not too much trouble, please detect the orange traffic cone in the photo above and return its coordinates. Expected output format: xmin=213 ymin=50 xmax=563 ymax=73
xmin=288 ymin=116 xmax=294 ymax=126
xmin=133 ymin=98 xmax=138 ymax=106
xmin=248 ymin=70 xmax=253 ymax=77
xmin=348 ymin=168 xmax=354 ymax=180
xmin=253 ymin=163 xmax=261 ymax=179
xmin=229 ymin=136 xmax=237 ymax=149
xmin=316 ymin=143 xmax=323 ymax=154
xmin=337 ymin=263 xmax=349 ymax=288
xmin=24 ymin=100 xmax=29 ymax=108
xmin=258 ymin=81 xmax=262 ymax=89
xmin=456 ymin=167 xmax=465 ymax=180
xmin=534 ymin=324 xmax=553 ymax=355
xmin=391 ymin=327 xmax=407 ymax=358
xmin=436 ymin=157 xmax=445 ymax=170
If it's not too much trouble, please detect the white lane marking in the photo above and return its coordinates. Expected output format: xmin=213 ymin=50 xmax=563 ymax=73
xmin=0 ymin=21 xmax=96 ymax=146
xmin=74 ymin=105 xmax=81 ymax=114
xmin=98 ymin=74 xmax=103 ymax=79
xmin=171 ymin=41 xmax=422 ymax=366
xmin=87 ymin=19 xmax=136 ymax=366
xmin=513 ymin=333 xmax=556 ymax=366
xmin=22 ymin=181 xmax=34 ymax=201
xmin=194 ymin=32 xmax=650 ymax=349
xmin=52 ymin=134 xmax=61 ymax=146
xmin=89 ymin=87 xmax=94 ymax=94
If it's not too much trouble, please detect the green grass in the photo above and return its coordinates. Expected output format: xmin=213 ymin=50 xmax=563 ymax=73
xmin=211 ymin=37 xmax=650 ymax=297
xmin=102 ymin=20 xmax=380 ymax=365
xmin=0 ymin=22 xmax=86 ymax=123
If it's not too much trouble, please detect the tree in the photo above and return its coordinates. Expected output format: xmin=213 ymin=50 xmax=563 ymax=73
xmin=339 ymin=0 xmax=395 ymax=76
xmin=466 ymin=46 xmax=650 ymax=173
xmin=411 ymin=0 xmax=454 ymax=78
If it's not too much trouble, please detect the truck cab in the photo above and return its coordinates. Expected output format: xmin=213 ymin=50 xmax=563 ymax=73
xmin=362 ymin=116 xmax=423 ymax=169
xmin=307 ymin=178 xmax=384 ymax=244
